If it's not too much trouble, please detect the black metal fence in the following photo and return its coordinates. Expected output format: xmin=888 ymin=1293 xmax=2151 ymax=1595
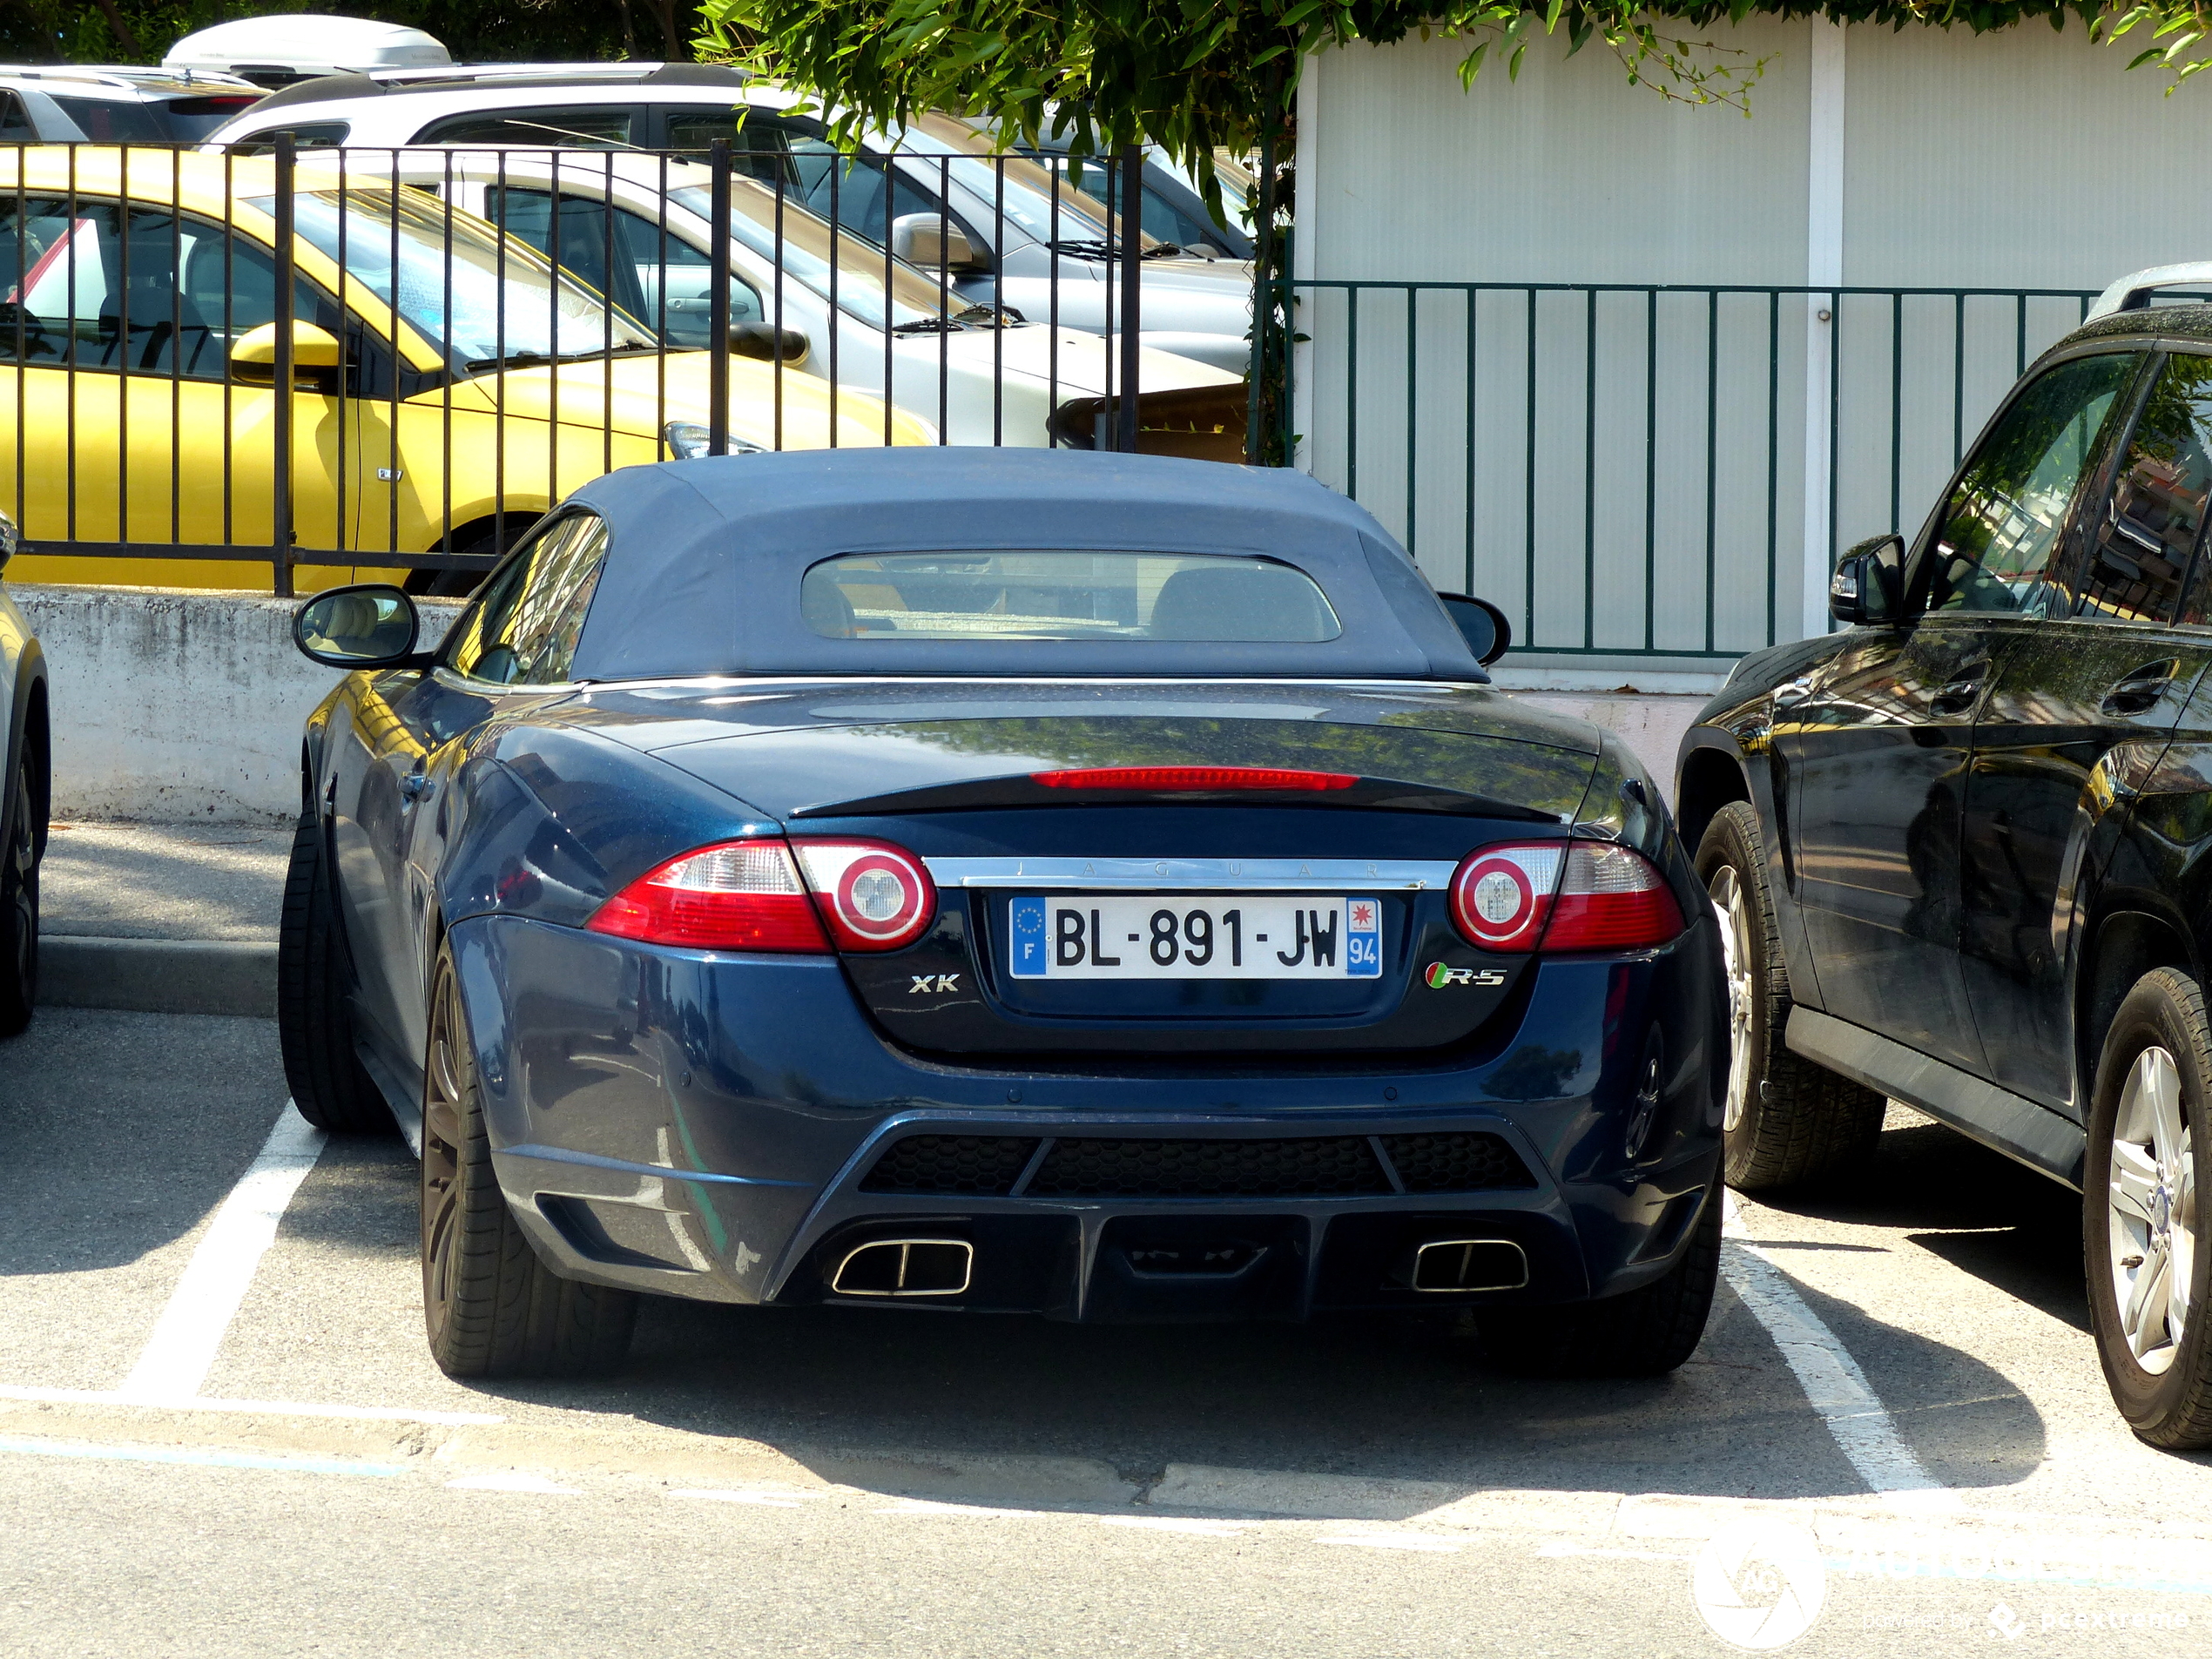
xmin=0 ymin=138 xmax=1247 ymax=595
xmin=1275 ymin=279 xmax=2121 ymax=664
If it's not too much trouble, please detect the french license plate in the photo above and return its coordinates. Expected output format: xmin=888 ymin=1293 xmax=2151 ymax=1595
xmin=1008 ymin=895 xmax=1382 ymax=980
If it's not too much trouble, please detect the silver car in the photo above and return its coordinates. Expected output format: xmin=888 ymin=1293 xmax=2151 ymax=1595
xmin=0 ymin=508 xmax=45 ymax=1035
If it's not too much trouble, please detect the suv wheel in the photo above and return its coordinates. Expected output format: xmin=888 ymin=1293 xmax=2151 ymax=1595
xmin=0 ymin=750 xmax=38 ymax=1036
xmin=277 ymin=805 xmax=393 ymax=1133
xmin=2087 ymin=968 xmax=2212 ymax=1449
xmin=1696 ymin=801 xmax=1884 ymax=1190
xmin=421 ymin=944 xmax=636 ymax=1379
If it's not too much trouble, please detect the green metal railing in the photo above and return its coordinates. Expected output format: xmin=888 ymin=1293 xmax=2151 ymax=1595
xmin=1274 ymin=280 xmax=2119 ymax=663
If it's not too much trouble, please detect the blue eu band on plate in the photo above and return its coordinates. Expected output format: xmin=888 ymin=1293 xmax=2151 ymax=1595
xmin=1009 ymin=895 xmax=1383 ymax=980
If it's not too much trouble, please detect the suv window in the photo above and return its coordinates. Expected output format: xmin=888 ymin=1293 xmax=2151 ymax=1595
xmin=226 ymin=121 xmax=351 ymax=155
xmin=482 ymin=186 xmax=763 ymax=347
xmin=2078 ymin=354 xmax=2212 ymax=625
xmin=446 ymin=515 xmax=610 ymax=685
xmin=1921 ymin=352 xmax=2139 ymax=616
xmin=0 ymin=93 xmax=32 ymax=138
xmin=0 ymin=196 xmax=329 ymax=379
xmin=415 ymin=108 xmax=636 ymax=148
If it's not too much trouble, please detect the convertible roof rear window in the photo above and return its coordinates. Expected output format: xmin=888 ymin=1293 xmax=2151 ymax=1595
xmin=799 ymin=551 xmax=1343 ymax=644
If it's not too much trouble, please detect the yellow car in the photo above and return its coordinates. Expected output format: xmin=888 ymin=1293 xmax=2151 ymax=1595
xmin=0 ymin=147 xmax=930 ymax=592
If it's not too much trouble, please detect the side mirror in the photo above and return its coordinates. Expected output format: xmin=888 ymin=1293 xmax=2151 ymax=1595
xmin=294 ymin=583 xmax=424 ymax=670
xmin=730 ymin=321 xmax=811 ymax=367
xmin=232 ymin=321 xmax=345 ymax=394
xmin=0 ymin=509 xmax=19 ymax=573
xmin=1830 ymin=533 xmax=1905 ymax=626
xmin=890 ymin=212 xmax=985 ymax=273
xmin=1436 ymin=592 xmax=1513 ymax=666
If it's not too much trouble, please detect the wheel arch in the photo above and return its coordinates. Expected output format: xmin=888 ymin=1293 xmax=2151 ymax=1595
xmin=4 ymin=641 xmax=48 ymax=864
xmin=2077 ymin=906 xmax=2199 ymax=1114
xmin=1674 ymin=736 xmax=1751 ymax=858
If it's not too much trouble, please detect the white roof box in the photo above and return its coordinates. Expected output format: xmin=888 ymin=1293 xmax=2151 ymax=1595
xmin=162 ymin=15 xmax=451 ymax=87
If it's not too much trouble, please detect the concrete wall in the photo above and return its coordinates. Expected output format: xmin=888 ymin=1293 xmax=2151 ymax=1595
xmin=10 ymin=584 xmax=1707 ymax=823
xmin=1293 ymin=21 xmax=2208 ymax=664
xmin=15 ymin=583 xmax=459 ymax=825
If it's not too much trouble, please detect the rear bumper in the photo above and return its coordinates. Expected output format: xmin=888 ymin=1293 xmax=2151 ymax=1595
xmin=453 ymin=910 xmax=1723 ymax=1321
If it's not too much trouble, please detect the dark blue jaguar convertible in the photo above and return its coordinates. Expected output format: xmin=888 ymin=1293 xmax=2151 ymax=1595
xmin=282 ymin=448 xmax=1724 ymax=1379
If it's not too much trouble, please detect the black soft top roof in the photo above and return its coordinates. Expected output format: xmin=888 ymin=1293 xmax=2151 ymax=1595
xmin=563 ymin=449 xmax=1486 ymax=684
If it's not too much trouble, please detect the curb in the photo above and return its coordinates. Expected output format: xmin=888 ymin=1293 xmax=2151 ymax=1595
xmin=37 ymin=935 xmax=277 ymax=1018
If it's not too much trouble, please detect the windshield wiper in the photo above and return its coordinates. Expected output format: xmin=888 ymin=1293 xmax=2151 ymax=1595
xmin=889 ymin=317 xmax=965 ymax=336
xmin=463 ymin=342 xmax=657 ymax=373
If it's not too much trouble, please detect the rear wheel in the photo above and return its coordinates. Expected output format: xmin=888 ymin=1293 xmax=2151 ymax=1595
xmin=0 ymin=749 xmax=39 ymax=1037
xmin=421 ymin=945 xmax=636 ymax=1379
xmin=277 ymin=805 xmax=392 ymax=1133
xmin=1696 ymin=801 xmax=1883 ymax=1190
xmin=2086 ymin=968 xmax=2212 ymax=1449
xmin=1477 ymin=1182 xmax=1722 ymax=1376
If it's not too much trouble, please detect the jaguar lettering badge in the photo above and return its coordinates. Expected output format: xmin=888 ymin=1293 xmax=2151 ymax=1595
xmin=1426 ymin=962 xmax=1506 ymax=988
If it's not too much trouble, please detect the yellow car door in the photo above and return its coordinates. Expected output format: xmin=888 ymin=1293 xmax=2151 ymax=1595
xmin=0 ymin=187 xmax=372 ymax=590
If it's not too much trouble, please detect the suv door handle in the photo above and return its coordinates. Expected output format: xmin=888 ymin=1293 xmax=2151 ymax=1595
xmin=2101 ymin=659 xmax=2182 ymax=717
xmin=1927 ymin=663 xmax=1990 ymax=718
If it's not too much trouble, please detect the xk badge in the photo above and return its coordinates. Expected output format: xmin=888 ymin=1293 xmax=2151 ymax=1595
xmin=1426 ymin=962 xmax=1507 ymax=989
xmin=908 ymin=974 xmax=961 ymax=995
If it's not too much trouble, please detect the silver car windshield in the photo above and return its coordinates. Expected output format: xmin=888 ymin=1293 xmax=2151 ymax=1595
xmin=254 ymin=186 xmax=658 ymax=371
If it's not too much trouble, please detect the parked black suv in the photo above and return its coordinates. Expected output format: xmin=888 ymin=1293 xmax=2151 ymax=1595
xmin=1678 ymin=301 xmax=2212 ymax=1449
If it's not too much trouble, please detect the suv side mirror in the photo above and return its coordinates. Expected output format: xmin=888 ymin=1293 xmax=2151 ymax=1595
xmin=294 ymin=583 xmax=426 ymax=670
xmin=0 ymin=509 xmax=19 ymax=574
xmin=890 ymin=213 xmax=985 ymax=273
xmin=1436 ymin=591 xmax=1513 ymax=666
xmin=232 ymin=321 xmax=345 ymax=395
xmin=730 ymin=321 xmax=812 ymax=367
xmin=1829 ymin=533 xmax=1905 ymax=626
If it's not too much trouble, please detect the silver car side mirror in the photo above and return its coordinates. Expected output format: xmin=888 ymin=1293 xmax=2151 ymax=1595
xmin=890 ymin=213 xmax=982 ymax=272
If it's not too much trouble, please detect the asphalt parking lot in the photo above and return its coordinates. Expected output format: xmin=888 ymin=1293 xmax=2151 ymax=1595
xmin=3 ymin=1006 xmax=2211 ymax=1658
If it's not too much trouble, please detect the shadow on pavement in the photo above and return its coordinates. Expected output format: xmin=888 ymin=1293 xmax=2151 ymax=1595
xmin=0 ymin=1008 xmax=289 ymax=1277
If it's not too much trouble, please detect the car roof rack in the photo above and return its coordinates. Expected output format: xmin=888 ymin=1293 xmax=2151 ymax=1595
xmin=244 ymin=60 xmax=749 ymax=111
xmin=2087 ymin=263 xmax=2212 ymax=322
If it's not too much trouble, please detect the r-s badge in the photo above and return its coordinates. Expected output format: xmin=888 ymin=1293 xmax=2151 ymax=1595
xmin=1426 ymin=963 xmax=1507 ymax=988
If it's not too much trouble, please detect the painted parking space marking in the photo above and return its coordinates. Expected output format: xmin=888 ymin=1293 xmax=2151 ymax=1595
xmin=444 ymin=1472 xmax=579 ymax=1494
xmin=116 ymin=1103 xmax=327 ymax=1406
xmin=0 ymin=1384 xmax=501 ymax=1426
xmin=1100 ymin=1516 xmax=1249 ymax=1538
xmin=1315 ymin=1532 xmax=1461 ymax=1553
xmin=1720 ymin=1194 xmax=1953 ymax=1505
xmin=0 ymin=1435 xmax=408 ymax=1478
xmin=671 ymin=1487 xmax=811 ymax=1508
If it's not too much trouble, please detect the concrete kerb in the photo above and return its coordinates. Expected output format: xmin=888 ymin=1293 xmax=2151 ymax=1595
xmin=37 ymin=936 xmax=276 ymax=1018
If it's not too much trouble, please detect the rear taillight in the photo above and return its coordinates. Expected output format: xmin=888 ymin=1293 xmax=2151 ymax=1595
xmin=588 ymin=836 xmax=939 ymax=954
xmin=1448 ymin=840 xmax=1684 ymax=954
xmin=791 ymin=839 xmax=937 ymax=951
xmin=587 ymin=840 xmax=827 ymax=953
xmin=1544 ymin=843 xmax=1686 ymax=951
xmin=1033 ymin=766 xmax=1357 ymax=792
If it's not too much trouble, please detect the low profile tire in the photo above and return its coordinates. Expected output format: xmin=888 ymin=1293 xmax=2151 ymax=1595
xmin=2086 ymin=968 xmax=2212 ymax=1450
xmin=1696 ymin=800 xmax=1883 ymax=1190
xmin=0 ymin=749 xmax=39 ymax=1037
xmin=1477 ymin=1181 xmax=1723 ymax=1377
xmin=277 ymin=805 xmax=392 ymax=1134
xmin=421 ymin=946 xmax=636 ymax=1379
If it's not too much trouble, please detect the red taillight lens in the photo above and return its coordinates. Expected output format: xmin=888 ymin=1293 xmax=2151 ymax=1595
xmin=587 ymin=840 xmax=828 ymax=953
xmin=1449 ymin=843 xmax=1566 ymax=950
xmin=1448 ymin=840 xmax=1684 ymax=953
xmin=1032 ymin=766 xmax=1357 ymax=792
xmin=791 ymin=839 xmax=937 ymax=951
xmin=1544 ymin=843 xmax=1686 ymax=951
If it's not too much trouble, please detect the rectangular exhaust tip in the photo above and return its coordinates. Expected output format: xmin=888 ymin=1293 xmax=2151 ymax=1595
xmin=830 ymin=1238 xmax=974 ymax=1298
xmin=1410 ymin=1238 xmax=1529 ymax=1293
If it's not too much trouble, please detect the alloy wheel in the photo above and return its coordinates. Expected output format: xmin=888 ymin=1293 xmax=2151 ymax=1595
xmin=2107 ymin=1045 xmax=2199 ymax=1376
xmin=420 ymin=967 xmax=469 ymax=1333
xmin=1709 ymin=864 xmax=1754 ymax=1135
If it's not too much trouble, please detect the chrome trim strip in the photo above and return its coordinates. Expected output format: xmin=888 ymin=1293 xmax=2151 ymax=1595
xmin=921 ymin=856 xmax=1461 ymax=891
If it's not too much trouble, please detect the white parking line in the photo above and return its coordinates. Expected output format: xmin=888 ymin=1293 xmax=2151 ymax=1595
xmin=1314 ymin=1532 xmax=1461 ymax=1553
xmin=1100 ymin=1516 xmax=1249 ymax=1538
xmin=115 ymin=1103 xmax=327 ymax=1406
xmin=1720 ymin=1196 xmax=1952 ymax=1505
